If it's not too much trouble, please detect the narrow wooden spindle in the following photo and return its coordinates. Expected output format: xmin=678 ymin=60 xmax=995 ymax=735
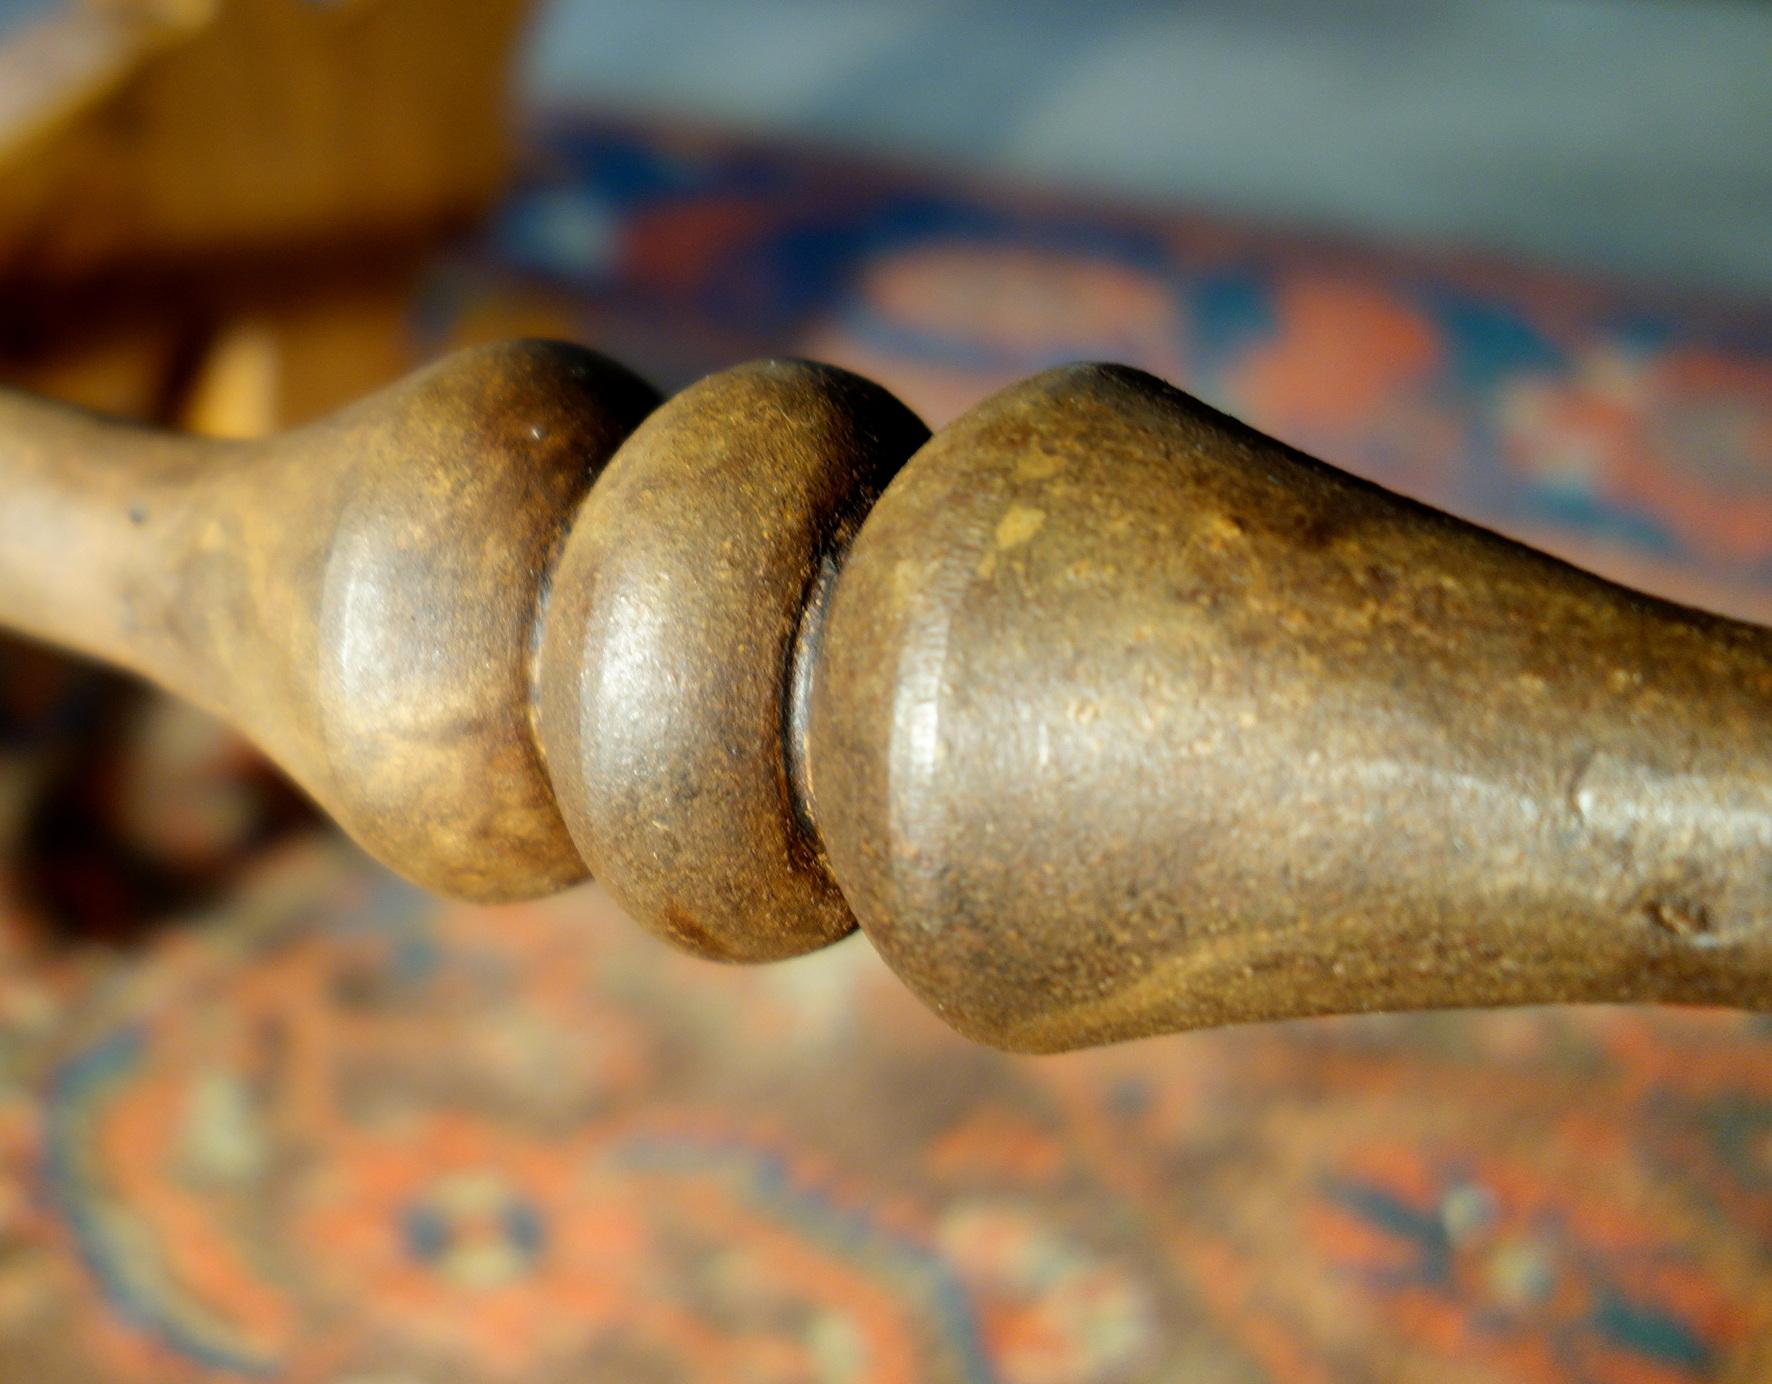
xmin=3 ymin=340 xmax=1771 ymax=1050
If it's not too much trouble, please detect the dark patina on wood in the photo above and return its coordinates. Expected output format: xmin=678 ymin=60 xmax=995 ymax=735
xmin=3 ymin=341 xmax=1770 ymax=1051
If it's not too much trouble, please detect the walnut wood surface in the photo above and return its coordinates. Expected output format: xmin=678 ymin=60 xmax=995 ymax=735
xmin=536 ymin=359 xmax=929 ymax=961
xmin=3 ymin=341 xmax=1770 ymax=1050
xmin=0 ymin=341 xmax=658 ymax=900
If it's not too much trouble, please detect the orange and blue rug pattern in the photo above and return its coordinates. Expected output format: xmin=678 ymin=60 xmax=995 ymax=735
xmin=2 ymin=114 xmax=1771 ymax=1381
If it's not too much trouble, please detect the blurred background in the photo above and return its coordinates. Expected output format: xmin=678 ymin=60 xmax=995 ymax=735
xmin=0 ymin=2 xmax=1769 ymax=1381
xmin=12 ymin=0 xmax=1770 ymax=293
xmin=531 ymin=0 xmax=1772 ymax=299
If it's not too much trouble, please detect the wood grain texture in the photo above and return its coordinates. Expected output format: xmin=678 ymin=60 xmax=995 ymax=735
xmin=3 ymin=342 xmax=1771 ymax=1048
xmin=0 ymin=339 xmax=659 ymax=900
xmin=810 ymin=365 xmax=1772 ymax=1049
xmin=537 ymin=359 xmax=929 ymax=960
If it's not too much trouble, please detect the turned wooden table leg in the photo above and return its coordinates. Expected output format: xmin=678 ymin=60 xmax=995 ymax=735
xmin=4 ymin=340 xmax=1771 ymax=1050
xmin=805 ymin=365 xmax=1772 ymax=1048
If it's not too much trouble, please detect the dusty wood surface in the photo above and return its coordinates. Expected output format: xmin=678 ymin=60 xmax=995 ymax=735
xmin=2 ymin=344 xmax=1770 ymax=1049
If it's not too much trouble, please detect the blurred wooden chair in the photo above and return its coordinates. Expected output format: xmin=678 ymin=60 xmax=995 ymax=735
xmin=0 ymin=0 xmax=532 ymax=428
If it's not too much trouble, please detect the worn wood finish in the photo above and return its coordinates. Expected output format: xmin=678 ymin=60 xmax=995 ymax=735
xmin=536 ymin=360 xmax=929 ymax=961
xmin=3 ymin=343 xmax=1771 ymax=1049
xmin=810 ymin=366 xmax=1772 ymax=1049
xmin=0 ymin=340 xmax=658 ymax=901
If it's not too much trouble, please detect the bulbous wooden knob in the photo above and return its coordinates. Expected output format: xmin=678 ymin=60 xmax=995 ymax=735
xmin=3 ymin=342 xmax=1770 ymax=1050
xmin=535 ymin=359 xmax=927 ymax=960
